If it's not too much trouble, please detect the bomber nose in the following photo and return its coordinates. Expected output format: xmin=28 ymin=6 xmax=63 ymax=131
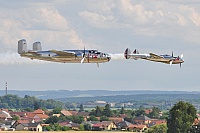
xmin=107 ymin=55 xmax=111 ymax=61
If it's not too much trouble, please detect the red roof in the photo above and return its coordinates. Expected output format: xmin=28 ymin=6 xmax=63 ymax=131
xmin=10 ymin=112 xmax=26 ymax=117
xmin=36 ymin=114 xmax=49 ymax=119
xmin=150 ymin=119 xmax=166 ymax=125
xmin=69 ymin=111 xmax=78 ymax=115
xmin=17 ymin=119 xmax=29 ymax=124
xmin=92 ymin=124 xmax=103 ymax=127
xmin=109 ymin=117 xmax=124 ymax=123
xmin=59 ymin=121 xmax=71 ymax=127
xmin=25 ymin=113 xmax=35 ymax=118
xmin=129 ymin=124 xmax=147 ymax=129
xmin=33 ymin=109 xmax=44 ymax=114
xmin=61 ymin=110 xmax=72 ymax=116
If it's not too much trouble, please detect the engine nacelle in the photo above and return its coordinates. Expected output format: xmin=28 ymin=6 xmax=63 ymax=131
xmin=33 ymin=42 xmax=42 ymax=51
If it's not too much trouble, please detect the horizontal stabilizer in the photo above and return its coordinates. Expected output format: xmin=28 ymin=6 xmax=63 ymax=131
xmin=27 ymin=51 xmax=39 ymax=55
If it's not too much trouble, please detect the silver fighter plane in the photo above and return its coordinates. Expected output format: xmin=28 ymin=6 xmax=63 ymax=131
xmin=124 ymin=48 xmax=184 ymax=67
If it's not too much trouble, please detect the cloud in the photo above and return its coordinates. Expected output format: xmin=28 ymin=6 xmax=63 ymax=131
xmin=189 ymin=8 xmax=200 ymax=26
xmin=79 ymin=11 xmax=117 ymax=28
xmin=78 ymin=0 xmax=200 ymax=43
xmin=0 ymin=1 xmax=93 ymax=52
xmin=0 ymin=52 xmax=45 ymax=65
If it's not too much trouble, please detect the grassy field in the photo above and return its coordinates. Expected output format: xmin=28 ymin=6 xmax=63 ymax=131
xmin=0 ymin=131 xmax=135 ymax=133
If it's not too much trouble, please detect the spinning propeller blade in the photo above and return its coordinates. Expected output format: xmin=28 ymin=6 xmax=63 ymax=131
xmin=81 ymin=47 xmax=85 ymax=64
xmin=180 ymin=54 xmax=183 ymax=59
xmin=170 ymin=61 xmax=173 ymax=65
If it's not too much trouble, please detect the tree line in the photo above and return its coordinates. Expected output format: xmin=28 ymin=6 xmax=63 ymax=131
xmin=0 ymin=94 xmax=63 ymax=110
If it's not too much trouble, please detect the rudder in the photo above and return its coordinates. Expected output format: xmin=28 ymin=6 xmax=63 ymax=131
xmin=33 ymin=42 xmax=42 ymax=51
xmin=18 ymin=39 xmax=28 ymax=54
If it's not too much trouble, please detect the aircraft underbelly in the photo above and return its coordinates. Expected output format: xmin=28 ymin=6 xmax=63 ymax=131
xmin=21 ymin=54 xmax=109 ymax=63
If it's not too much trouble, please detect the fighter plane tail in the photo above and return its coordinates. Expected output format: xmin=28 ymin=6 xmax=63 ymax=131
xmin=18 ymin=39 xmax=28 ymax=54
xmin=133 ymin=49 xmax=139 ymax=54
xmin=124 ymin=48 xmax=140 ymax=59
xmin=124 ymin=48 xmax=131 ymax=59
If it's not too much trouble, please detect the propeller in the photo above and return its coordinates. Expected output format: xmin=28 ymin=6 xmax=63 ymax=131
xmin=180 ymin=54 xmax=183 ymax=59
xmin=170 ymin=61 xmax=173 ymax=65
xmin=81 ymin=47 xmax=85 ymax=64
xmin=180 ymin=54 xmax=184 ymax=68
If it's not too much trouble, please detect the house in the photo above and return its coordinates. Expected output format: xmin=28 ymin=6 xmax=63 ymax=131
xmin=33 ymin=109 xmax=45 ymax=114
xmin=58 ymin=120 xmax=71 ymax=126
xmin=129 ymin=124 xmax=148 ymax=132
xmin=59 ymin=121 xmax=80 ymax=130
xmin=76 ymin=112 xmax=90 ymax=121
xmin=61 ymin=110 xmax=73 ymax=116
xmin=10 ymin=112 xmax=27 ymax=119
xmin=69 ymin=110 xmax=78 ymax=116
xmin=53 ymin=114 xmax=61 ymax=117
xmin=15 ymin=123 xmax=29 ymax=131
xmin=12 ymin=119 xmax=30 ymax=128
xmin=23 ymin=109 xmax=49 ymax=122
xmin=133 ymin=116 xmax=151 ymax=124
xmin=148 ymin=119 xmax=166 ymax=127
xmin=116 ymin=121 xmax=133 ymax=131
xmin=109 ymin=117 xmax=124 ymax=123
xmin=92 ymin=121 xmax=117 ymax=131
xmin=28 ymin=123 xmax=42 ymax=131
xmin=15 ymin=122 xmax=42 ymax=131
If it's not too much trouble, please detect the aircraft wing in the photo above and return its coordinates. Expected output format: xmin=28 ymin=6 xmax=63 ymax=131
xmin=50 ymin=50 xmax=76 ymax=56
xmin=149 ymin=53 xmax=162 ymax=59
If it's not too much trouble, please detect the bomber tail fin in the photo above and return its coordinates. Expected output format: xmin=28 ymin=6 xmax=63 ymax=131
xmin=33 ymin=42 xmax=42 ymax=51
xmin=18 ymin=39 xmax=28 ymax=54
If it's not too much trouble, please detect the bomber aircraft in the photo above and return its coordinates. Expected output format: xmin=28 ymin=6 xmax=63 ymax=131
xmin=124 ymin=48 xmax=184 ymax=67
xmin=18 ymin=39 xmax=111 ymax=67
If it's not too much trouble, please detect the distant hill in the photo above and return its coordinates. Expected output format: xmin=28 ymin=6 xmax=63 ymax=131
xmin=0 ymin=90 xmax=200 ymax=100
xmin=56 ymin=93 xmax=200 ymax=103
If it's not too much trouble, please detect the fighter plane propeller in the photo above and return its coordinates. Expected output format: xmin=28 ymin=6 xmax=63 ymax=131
xmin=169 ymin=51 xmax=184 ymax=68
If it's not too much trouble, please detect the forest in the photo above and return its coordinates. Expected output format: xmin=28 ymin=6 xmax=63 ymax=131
xmin=0 ymin=94 xmax=63 ymax=110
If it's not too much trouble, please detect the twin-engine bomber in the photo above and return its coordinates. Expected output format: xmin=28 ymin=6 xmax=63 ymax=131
xmin=18 ymin=39 xmax=111 ymax=67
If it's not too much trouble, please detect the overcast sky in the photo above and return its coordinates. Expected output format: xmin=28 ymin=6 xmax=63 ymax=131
xmin=0 ymin=0 xmax=199 ymax=91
